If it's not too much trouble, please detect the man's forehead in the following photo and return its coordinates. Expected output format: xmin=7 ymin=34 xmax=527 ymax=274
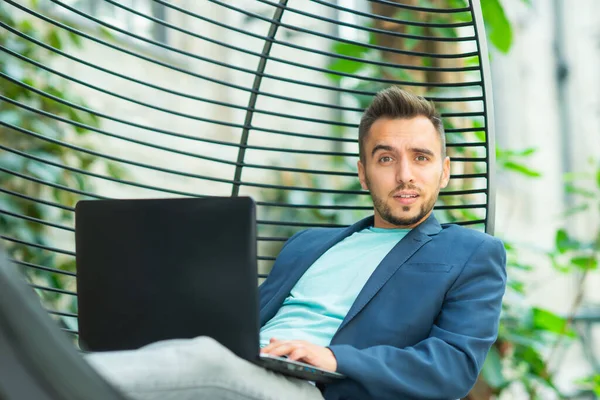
xmin=369 ymin=116 xmax=438 ymax=136
xmin=367 ymin=119 xmax=441 ymax=150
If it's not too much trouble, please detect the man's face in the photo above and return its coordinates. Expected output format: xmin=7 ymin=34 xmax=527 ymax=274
xmin=357 ymin=117 xmax=450 ymax=229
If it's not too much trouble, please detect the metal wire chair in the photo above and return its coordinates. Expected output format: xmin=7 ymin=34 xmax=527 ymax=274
xmin=0 ymin=0 xmax=494 ymax=341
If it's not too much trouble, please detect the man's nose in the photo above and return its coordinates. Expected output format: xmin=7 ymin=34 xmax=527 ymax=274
xmin=396 ymin=157 xmax=414 ymax=183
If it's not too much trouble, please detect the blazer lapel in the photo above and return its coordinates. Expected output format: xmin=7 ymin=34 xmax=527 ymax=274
xmin=334 ymin=214 xmax=442 ymax=335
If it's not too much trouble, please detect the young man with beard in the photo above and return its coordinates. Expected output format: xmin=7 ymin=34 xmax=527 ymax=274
xmin=87 ymin=87 xmax=507 ymax=400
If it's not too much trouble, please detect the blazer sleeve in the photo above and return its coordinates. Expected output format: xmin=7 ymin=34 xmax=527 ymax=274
xmin=326 ymin=236 xmax=507 ymax=400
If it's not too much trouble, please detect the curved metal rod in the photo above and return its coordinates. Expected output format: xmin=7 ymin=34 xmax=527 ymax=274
xmin=369 ymin=0 xmax=471 ymax=13
xmin=231 ymin=0 xmax=288 ymax=196
xmin=470 ymin=0 xmax=496 ymax=236
xmin=213 ymin=0 xmax=478 ymax=58
xmin=257 ymin=0 xmax=475 ymax=42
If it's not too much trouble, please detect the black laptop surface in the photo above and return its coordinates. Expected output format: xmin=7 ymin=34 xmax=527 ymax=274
xmin=75 ymin=196 xmax=344 ymax=383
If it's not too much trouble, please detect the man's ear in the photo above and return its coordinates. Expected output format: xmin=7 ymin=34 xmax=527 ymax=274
xmin=440 ymin=156 xmax=451 ymax=189
xmin=357 ymin=160 xmax=368 ymax=191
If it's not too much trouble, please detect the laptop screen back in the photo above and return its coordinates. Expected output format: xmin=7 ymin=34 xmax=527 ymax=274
xmin=75 ymin=196 xmax=258 ymax=361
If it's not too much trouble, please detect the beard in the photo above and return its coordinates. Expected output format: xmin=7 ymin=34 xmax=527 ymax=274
xmin=366 ymin=178 xmax=439 ymax=228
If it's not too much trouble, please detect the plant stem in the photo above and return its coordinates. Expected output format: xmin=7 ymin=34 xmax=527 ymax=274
xmin=531 ymin=266 xmax=589 ymax=398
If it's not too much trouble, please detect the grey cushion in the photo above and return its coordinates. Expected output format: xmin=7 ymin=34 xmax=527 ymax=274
xmin=0 ymin=246 xmax=128 ymax=400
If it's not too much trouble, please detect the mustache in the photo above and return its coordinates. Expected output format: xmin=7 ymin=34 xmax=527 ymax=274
xmin=389 ymin=183 xmax=420 ymax=195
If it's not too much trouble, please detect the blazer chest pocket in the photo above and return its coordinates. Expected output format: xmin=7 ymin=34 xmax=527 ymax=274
xmin=403 ymin=263 xmax=453 ymax=273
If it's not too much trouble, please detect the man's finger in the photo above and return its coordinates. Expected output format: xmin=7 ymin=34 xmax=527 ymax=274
xmin=288 ymin=347 xmax=308 ymax=362
xmin=262 ymin=339 xmax=304 ymax=353
xmin=261 ymin=338 xmax=283 ymax=353
xmin=269 ymin=343 xmax=298 ymax=357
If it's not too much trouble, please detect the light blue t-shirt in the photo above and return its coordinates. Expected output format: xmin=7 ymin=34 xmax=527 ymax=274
xmin=259 ymin=227 xmax=410 ymax=347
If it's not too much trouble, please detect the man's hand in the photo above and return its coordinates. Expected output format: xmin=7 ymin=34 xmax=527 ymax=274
xmin=260 ymin=338 xmax=338 ymax=372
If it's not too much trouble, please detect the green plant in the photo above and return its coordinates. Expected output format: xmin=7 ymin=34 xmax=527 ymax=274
xmin=577 ymin=373 xmax=600 ymax=398
xmin=552 ymin=161 xmax=600 ymax=397
xmin=0 ymin=1 xmax=124 ymax=330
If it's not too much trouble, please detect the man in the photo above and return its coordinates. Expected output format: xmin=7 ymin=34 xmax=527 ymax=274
xmin=87 ymin=87 xmax=507 ymax=400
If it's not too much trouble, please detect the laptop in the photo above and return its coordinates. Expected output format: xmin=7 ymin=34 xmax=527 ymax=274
xmin=75 ymin=196 xmax=345 ymax=384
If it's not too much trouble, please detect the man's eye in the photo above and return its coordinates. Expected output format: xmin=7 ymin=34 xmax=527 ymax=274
xmin=379 ymin=156 xmax=393 ymax=163
xmin=416 ymin=155 xmax=428 ymax=161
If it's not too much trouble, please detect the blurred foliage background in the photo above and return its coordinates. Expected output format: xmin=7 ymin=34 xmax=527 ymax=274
xmin=0 ymin=1 xmax=125 ymax=332
xmin=1 ymin=0 xmax=598 ymax=399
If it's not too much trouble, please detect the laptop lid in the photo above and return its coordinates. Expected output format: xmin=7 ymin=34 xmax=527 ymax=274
xmin=75 ymin=196 xmax=259 ymax=362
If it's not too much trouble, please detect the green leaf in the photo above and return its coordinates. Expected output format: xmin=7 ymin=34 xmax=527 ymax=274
xmin=507 ymin=279 xmax=525 ymax=294
xmin=517 ymin=345 xmax=547 ymax=375
xmin=502 ymin=161 xmax=541 ymax=177
xmin=465 ymin=56 xmax=481 ymax=67
xmin=507 ymin=262 xmax=533 ymax=271
xmin=570 ymin=256 xmax=597 ymax=270
xmin=325 ymin=59 xmax=364 ymax=82
xmin=326 ymin=41 xmax=370 ymax=82
xmin=555 ymin=229 xmax=569 ymax=253
xmin=421 ymin=57 xmax=433 ymax=67
xmin=496 ymin=147 xmax=537 ymax=158
xmin=481 ymin=0 xmax=513 ymax=53
xmin=107 ymin=162 xmax=127 ymax=179
xmin=596 ymin=167 xmax=600 ymax=189
xmin=576 ymin=374 xmax=600 ymax=396
xmin=555 ymin=229 xmax=579 ymax=254
xmin=562 ymin=203 xmax=590 ymax=218
xmin=46 ymin=30 xmax=63 ymax=49
xmin=563 ymin=171 xmax=594 ymax=181
xmin=549 ymin=254 xmax=571 ymax=273
xmin=18 ymin=20 xmax=35 ymax=36
xmin=67 ymin=31 xmax=83 ymax=48
xmin=532 ymin=308 xmax=575 ymax=337
xmin=332 ymin=41 xmax=369 ymax=59
xmin=565 ymin=184 xmax=596 ymax=199
xmin=518 ymin=147 xmax=536 ymax=156
xmin=404 ymin=25 xmax=424 ymax=51
xmin=96 ymin=25 xmax=113 ymax=39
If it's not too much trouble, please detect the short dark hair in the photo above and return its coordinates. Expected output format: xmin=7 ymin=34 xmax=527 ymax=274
xmin=358 ymin=86 xmax=446 ymax=163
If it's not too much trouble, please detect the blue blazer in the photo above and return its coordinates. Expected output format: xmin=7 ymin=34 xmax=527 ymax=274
xmin=259 ymin=214 xmax=507 ymax=400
